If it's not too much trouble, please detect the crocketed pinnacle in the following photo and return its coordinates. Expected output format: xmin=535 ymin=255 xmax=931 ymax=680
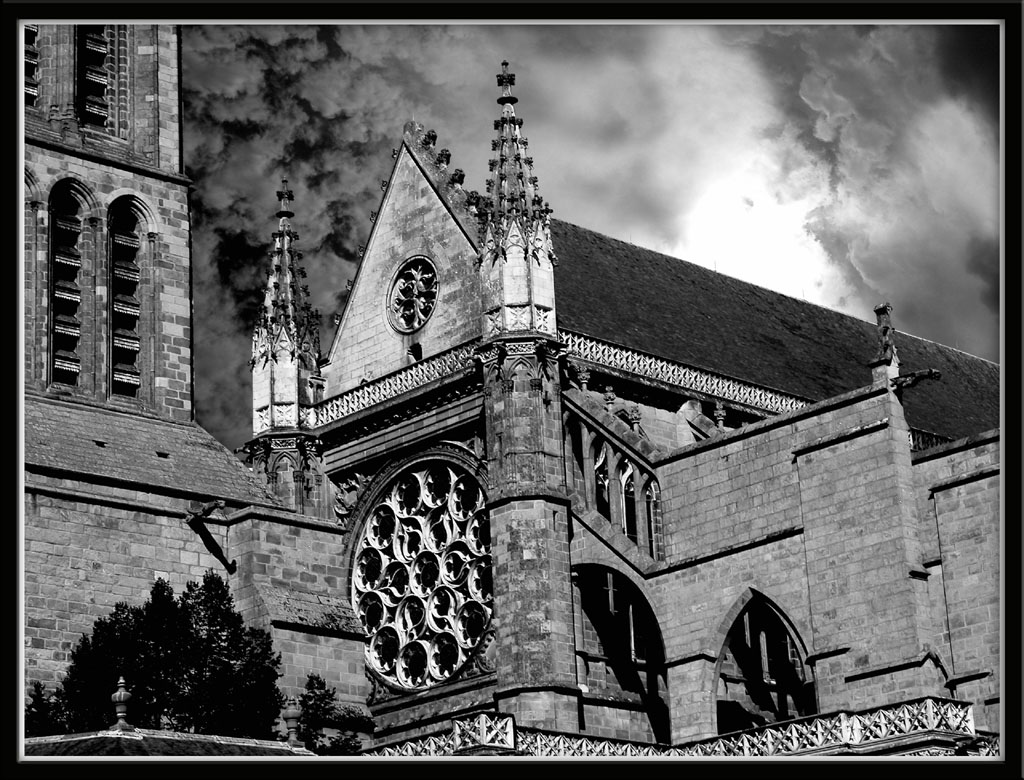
xmin=251 ymin=177 xmax=321 ymax=367
xmin=482 ymin=60 xmax=552 ymax=234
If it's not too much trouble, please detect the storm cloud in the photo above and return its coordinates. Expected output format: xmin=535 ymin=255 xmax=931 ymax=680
xmin=181 ymin=23 xmax=1002 ymax=452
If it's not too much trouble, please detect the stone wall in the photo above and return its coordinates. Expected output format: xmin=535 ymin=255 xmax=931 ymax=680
xmin=24 ymin=476 xmax=227 ymax=688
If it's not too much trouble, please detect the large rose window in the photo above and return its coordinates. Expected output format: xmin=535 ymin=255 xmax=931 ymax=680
xmin=352 ymin=460 xmax=492 ymax=690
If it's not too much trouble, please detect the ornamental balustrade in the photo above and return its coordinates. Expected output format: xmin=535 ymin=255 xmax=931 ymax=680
xmin=559 ymin=331 xmax=807 ymax=416
xmin=311 ymin=342 xmax=479 ymax=428
xmin=360 ymin=697 xmax=988 ymax=757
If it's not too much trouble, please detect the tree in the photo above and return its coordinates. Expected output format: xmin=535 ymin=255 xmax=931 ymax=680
xmin=25 ymin=571 xmax=284 ymax=739
xmin=296 ymin=673 xmax=374 ymax=755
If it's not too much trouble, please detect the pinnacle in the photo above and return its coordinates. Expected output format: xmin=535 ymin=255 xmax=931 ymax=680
xmin=251 ymin=174 xmax=321 ymax=368
xmin=483 ymin=61 xmax=551 ymax=233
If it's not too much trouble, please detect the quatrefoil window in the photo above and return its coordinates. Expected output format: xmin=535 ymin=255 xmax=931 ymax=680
xmin=352 ymin=460 xmax=492 ymax=690
xmin=387 ymin=256 xmax=438 ymax=333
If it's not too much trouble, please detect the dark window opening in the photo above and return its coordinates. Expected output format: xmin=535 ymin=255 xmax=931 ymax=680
xmin=24 ymin=25 xmax=39 ymax=107
xmin=49 ymin=190 xmax=84 ymax=386
xmin=108 ymin=205 xmax=142 ymax=396
xmin=716 ymin=600 xmax=816 ymax=734
xmin=75 ymin=25 xmax=109 ymax=128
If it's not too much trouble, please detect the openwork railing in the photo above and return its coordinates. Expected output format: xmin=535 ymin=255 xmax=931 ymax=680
xmin=363 ymin=697 xmax=992 ymax=757
xmin=560 ymin=331 xmax=807 ymax=416
xmin=310 ymin=342 xmax=478 ymax=428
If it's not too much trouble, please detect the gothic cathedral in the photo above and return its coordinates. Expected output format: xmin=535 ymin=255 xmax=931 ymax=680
xmin=24 ymin=25 xmax=1001 ymax=757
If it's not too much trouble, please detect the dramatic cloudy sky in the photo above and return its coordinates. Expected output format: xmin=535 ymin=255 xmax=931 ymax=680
xmin=180 ymin=23 xmax=1002 ymax=452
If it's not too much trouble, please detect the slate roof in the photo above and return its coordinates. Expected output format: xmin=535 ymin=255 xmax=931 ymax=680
xmin=24 ymin=728 xmax=310 ymax=756
xmin=23 ymin=393 xmax=283 ymax=507
xmin=550 ymin=220 xmax=1000 ymax=442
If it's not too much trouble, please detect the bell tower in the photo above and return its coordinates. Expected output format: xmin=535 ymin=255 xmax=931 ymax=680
xmin=476 ymin=62 xmax=578 ymax=730
xmin=246 ymin=179 xmax=330 ymax=517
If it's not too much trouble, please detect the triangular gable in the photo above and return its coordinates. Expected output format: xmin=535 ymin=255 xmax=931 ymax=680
xmin=322 ymin=136 xmax=481 ymax=397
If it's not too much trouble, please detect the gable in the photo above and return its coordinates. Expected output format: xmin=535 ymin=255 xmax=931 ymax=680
xmin=322 ymin=145 xmax=480 ymax=397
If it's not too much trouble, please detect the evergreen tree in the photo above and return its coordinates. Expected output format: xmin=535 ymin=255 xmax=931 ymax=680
xmin=296 ymin=673 xmax=374 ymax=755
xmin=25 ymin=571 xmax=284 ymax=738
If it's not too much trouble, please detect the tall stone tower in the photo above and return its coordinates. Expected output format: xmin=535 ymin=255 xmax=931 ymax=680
xmin=475 ymin=62 xmax=577 ymax=729
xmin=246 ymin=180 xmax=330 ymax=517
xmin=23 ymin=24 xmax=193 ymax=417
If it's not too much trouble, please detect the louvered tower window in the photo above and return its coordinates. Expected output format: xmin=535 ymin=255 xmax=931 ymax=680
xmin=49 ymin=192 xmax=84 ymax=385
xmin=76 ymin=25 xmax=109 ymax=128
xmin=109 ymin=207 xmax=142 ymax=395
xmin=24 ymin=25 xmax=39 ymax=107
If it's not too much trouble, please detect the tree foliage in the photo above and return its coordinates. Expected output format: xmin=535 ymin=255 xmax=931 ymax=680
xmin=25 ymin=571 xmax=284 ymax=739
xmin=296 ymin=673 xmax=374 ymax=755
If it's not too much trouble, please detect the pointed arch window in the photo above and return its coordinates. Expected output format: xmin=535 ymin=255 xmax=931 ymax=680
xmin=108 ymin=201 xmax=143 ymax=396
xmin=24 ymin=24 xmax=39 ymax=108
xmin=645 ymin=480 xmax=663 ymax=560
xmin=716 ymin=598 xmax=815 ymax=734
xmin=49 ymin=187 xmax=85 ymax=385
xmin=621 ymin=462 xmax=638 ymax=544
xmin=594 ymin=442 xmax=610 ymax=520
xmin=75 ymin=25 xmax=110 ymax=129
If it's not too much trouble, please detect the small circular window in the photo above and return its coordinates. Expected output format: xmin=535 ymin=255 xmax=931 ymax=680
xmin=351 ymin=459 xmax=492 ymax=691
xmin=387 ymin=256 xmax=438 ymax=333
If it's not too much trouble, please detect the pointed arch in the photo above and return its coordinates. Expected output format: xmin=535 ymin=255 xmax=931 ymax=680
xmin=711 ymin=588 xmax=816 ymax=734
xmin=106 ymin=195 xmax=150 ymax=397
xmin=47 ymin=178 xmax=100 ymax=387
xmin=572 ymin=563 xmax=670 ymax=743
xmin=24 ymin=167 xmax=42 ymax=204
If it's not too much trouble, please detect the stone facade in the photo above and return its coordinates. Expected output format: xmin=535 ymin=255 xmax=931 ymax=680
xmin=23 ymin=27 xmax=1001 ymax=758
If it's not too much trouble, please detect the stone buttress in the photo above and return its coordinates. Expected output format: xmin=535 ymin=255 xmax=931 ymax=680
xmin=476 ymin=62 xmax=578 ymax=730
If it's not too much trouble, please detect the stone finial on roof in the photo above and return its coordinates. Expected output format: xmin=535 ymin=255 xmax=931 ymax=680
xmin=110 ymin=676 xmax=133 ymax=731
xmin=251 ymin=176 xmax=321 ymax=371
xmin=873 ymin=302 xmax=897 ymax=364
xmin=870 ymin=302 xmax=901 ymax=386
xmin=282 ymin=697 xmax=302 ymax=747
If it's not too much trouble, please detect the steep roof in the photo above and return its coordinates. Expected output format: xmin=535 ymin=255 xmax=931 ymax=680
xmin=23 ymin=394 xmax=283 ymax=507
xmin=551 ymin=220 xmax=1000 ymax=442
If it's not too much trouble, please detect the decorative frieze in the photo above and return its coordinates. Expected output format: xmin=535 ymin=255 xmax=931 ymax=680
xmin=362 ymin=697 xmax=986 ymax=757
xmin=559 ymin=330 xmax=807 ymax=416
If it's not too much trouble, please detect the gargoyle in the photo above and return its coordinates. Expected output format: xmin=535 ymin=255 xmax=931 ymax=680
xmin=185 ymin=500 xmax=236 ymax=574
xmin=891 ymin=368 xmax=942 ymax=396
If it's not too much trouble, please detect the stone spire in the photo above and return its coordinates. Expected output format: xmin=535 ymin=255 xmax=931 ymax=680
xmin=478 ymin=61 xmax=558 ymax=338
xmin=247 ymin=177 xmax=330 ymax=518
xmin=251 ymin=178 xmax=321 ymax=373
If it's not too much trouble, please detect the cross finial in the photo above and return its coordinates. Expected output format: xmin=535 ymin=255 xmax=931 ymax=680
xmin=497 ymin=60 xmax=517 ymax=105
xmin=276 ymin=177 xmax=295 ymax=219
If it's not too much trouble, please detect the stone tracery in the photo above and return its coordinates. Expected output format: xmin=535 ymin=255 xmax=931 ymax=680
xmin=352 ymin=460 xmax=492 ymax=690
xmin=388 ymin=256 xmax=438 ymax=333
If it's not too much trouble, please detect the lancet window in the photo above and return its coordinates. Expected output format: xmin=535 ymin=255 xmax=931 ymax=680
xmin=75 ymin=25 xmax=110 ymax=129
xmin=48 ymin=186 xmax=85 ymax=386
xmin=108 ymin=201 xmax=142 ymax=396
xmin=716 ymin=598 xmax=816 ymax=734
xmin=24 ymin=25 xmax=39 ymax=108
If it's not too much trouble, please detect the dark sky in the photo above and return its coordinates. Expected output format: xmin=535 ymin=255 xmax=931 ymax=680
xmin=179 ymin=23 xmax=1002 ymax=452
